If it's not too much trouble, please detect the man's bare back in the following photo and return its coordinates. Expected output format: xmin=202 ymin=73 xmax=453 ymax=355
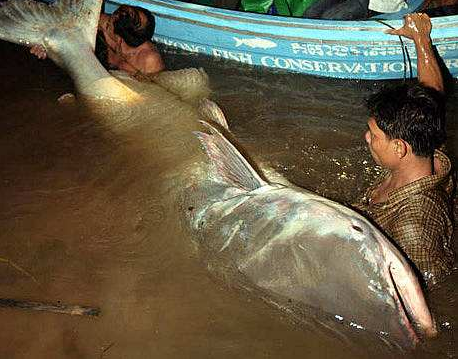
xmin=31 ymin=5 xmax=164 ymax=77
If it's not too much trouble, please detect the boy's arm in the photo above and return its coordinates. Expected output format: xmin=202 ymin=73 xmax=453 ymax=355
xmin=387 ymin=13 xmax=444 ymax=93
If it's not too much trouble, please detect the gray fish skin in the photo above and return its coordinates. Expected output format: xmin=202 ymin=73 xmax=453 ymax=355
xmin=0 ymin=0 xmax=436 ymax=350
xmin=187 ymin=120 xmax=436 ymax=348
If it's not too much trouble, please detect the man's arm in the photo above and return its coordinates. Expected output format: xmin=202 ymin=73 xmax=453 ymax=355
xmin=387 ymin=13 xmax=444 ymax=93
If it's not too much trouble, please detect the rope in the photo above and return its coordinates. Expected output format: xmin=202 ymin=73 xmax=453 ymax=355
xmin=375 ymin=19 xmax=413 ymax=81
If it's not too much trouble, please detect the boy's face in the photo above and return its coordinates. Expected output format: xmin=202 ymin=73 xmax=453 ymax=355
xmin=365 ymin=117 xmax=400 ymax=169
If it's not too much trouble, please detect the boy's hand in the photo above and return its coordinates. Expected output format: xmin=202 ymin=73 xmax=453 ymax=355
xmin=30 ymin=44 xmax=47 ymax=59
xmin=385 ymin=13 xmax=432 ymax=41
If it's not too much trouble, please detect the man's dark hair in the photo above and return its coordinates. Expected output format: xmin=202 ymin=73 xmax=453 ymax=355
xmin=113 ymin=6 xmax=156 ymax=47
xmin=366 ymin=83 xmax=446 ymax=157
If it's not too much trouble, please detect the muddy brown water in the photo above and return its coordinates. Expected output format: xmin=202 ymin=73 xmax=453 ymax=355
xmin=0 ymin=42 xmax=457 ymax=358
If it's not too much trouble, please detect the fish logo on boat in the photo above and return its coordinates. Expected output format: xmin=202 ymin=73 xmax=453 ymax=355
xmin=234 ymin=37 xmax=277 ymax=49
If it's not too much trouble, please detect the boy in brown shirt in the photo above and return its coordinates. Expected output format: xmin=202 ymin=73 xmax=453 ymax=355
xmin=354 ymin=13 xmax=455 ymax=289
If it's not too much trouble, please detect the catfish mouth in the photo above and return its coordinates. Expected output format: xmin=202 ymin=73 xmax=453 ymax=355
xmin=387 ymin=263 xmax=420 ymax=346
xmin=387 ymin=260 xmax=437 ymax=348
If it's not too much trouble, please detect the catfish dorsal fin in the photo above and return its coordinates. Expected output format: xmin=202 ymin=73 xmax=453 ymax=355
xmin=193 ymin=120 xmax=269 ymax=192
xmin=198 ymin=99 xmax=229 ymax=130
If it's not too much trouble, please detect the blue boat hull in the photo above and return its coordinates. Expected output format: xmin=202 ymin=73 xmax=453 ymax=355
xmin=105 ymin=0 xmax=458 ymax=80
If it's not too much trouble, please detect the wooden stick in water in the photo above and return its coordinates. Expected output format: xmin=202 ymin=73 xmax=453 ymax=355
xmin=0 ymin=298 xmax=100 ymax=317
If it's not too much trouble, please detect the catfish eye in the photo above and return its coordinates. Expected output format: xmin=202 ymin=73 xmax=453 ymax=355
xmin=352 ymin=225 xmax=363 ymax=233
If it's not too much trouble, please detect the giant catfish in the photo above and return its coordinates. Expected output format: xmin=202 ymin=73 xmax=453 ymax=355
xmin=0 ymin=0 xmax=437 ymax=349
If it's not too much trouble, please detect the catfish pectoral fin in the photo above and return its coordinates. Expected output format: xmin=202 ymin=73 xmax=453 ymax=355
xmin=194 ymin=120 xmax=269 ymax=192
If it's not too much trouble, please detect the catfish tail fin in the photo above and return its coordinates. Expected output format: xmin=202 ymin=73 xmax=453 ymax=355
xmin=0 ymin=0 xmax=101 ymax=51
xmin=193 ymin=120 xmax=269 ymax=192
xmin=0 ymin=0 xmax=139 ymax=100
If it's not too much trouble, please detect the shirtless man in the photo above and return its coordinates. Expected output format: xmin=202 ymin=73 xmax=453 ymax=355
xmin=354 ymin=13 xmax=455 ymax=289
xmin=31 ymin=4 xmax=164 ymax=77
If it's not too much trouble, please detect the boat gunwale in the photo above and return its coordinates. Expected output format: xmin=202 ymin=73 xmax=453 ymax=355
xmin=115 ymin=0 xmax=458 ymax=32
xmin=155 ymin=12 xmax=458 ymax=46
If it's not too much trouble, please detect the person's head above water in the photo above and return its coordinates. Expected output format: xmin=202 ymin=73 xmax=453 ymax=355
xmin=112 ymin=5 xmax=156 ymax=47
xmin=365 ymin=83 xmax=446 ymax=168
